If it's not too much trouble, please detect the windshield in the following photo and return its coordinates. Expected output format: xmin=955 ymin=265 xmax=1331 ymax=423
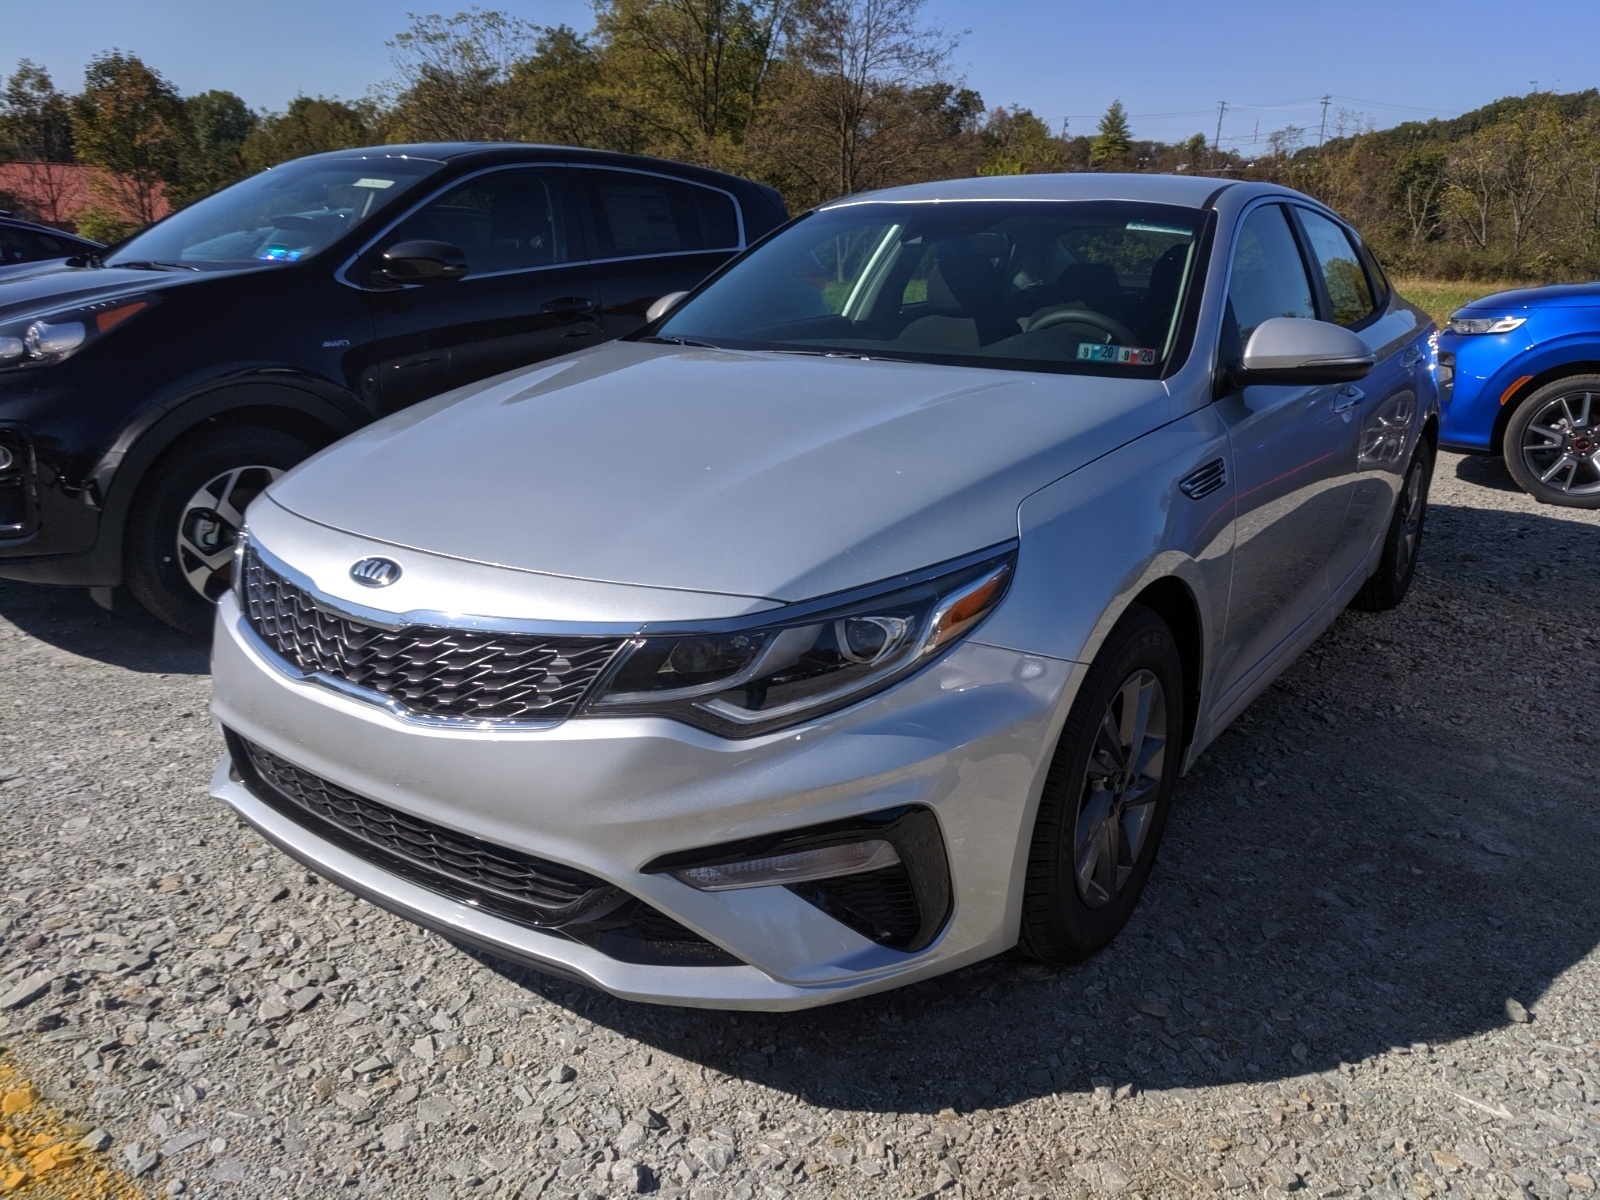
xmin=105 ymin=157 xmax=444 ymax=271
xmin=655 ymin=200 xmax=1205 ymax=376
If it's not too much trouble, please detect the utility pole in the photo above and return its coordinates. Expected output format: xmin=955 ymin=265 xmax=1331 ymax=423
xmin=1317 ymin=94 xmax=1332 ymax=147
xmin=1213 ymin=100 xmax=1228 ymax=164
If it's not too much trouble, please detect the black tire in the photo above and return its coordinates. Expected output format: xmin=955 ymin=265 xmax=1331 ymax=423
xmin=1502 ymin=375 xmax=1600 ymax=508
xmin=125 ymin=426 xmax=311 ymax=638
xmin=1350 ymin=439 xmax=1432 ymax=612
xmin=1017 ymin=605 xmax=1185 ymax=964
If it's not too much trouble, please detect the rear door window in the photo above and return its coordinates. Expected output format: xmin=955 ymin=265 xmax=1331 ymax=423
xmin=580 ymin=169 xmax=739 ymax=259
xmin=1295 ymin=208 xmax=1377 ymax=327
xmin=1227 ymin=204 xmax=1317 ymax=341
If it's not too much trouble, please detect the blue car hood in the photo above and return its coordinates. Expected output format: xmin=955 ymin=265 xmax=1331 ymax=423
xmin=267 ymin=341 xmax=1172 ymax=602
xmin=1459 ymin=283 xmax=1600 ymax=311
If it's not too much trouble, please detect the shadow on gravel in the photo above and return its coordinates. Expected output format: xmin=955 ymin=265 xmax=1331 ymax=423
xmin=476 ymin=499 xmax=1600 ymax=1114
xmin=0 ymin=580 xmax=208 ymax=674
xmin=1452 ymin=451 xmax=1522 ymax=493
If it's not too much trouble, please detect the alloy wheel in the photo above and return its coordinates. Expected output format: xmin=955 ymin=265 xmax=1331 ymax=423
xmin=1073 ymin=668 xmax=1169 ymax=909
xmin=1393 ymin=455 xmax=1426 ymax=584
xmin=1520 ymin=391 xmax=1600 ymax=498
xmin=176 ymin=465 xmax=282 ymax=601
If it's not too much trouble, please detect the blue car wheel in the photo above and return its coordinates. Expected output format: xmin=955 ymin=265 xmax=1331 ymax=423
xmin=1503 ymin=375 xmax=1600 ymax=508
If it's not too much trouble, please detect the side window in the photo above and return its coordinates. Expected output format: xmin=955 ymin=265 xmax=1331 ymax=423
xmin=581 ymin=169 xmax=739 ymax=259
xmin=1227 ymin=204 xmax=1316 ymax=341
xmin=1355 ymin=237 xmax=1390 ymax=306
xmin=0 ymin=227 xmax=27 ymax=264
xmin=1296 ymin=208 xmax=1377 ymax=327
xmin=391 ymin=168 xmax=570 ymax=276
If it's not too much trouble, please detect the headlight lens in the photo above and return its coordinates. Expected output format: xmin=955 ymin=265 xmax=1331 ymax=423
xmin=0 ymin=296 xmax=154 ymax=368
xmin=586 ymin=548 xmax=1015 ymax=737
xmin=1445 ymin=314 xmax=1526 ymax=335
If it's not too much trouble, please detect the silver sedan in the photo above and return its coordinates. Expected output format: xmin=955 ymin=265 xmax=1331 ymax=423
xmin=209 ymin=173 xmax=1437 ymax=1009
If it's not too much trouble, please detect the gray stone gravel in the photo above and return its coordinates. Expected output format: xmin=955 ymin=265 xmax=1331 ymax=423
xmin=1 ymin=450 xmax=1597 ymax=1199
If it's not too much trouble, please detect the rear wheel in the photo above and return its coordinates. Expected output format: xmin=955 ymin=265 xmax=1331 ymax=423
xmin=1018 ymin=606 xmax=1184 ymax=964
xmin=1503 ymin=376 xmax=1600 ymax=508
xmin=1350 ymin=439 xmax=1431 ymax=612
xmin=125 ymin=426 xmax=310 ymax=638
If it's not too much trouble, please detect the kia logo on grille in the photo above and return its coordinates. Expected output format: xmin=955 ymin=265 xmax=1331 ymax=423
xmin=350 ymin=557 xmax=402 ymax=588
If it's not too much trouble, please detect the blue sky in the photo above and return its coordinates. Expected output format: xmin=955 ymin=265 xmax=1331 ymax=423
xmin=8 ymin=0 xmax=1598 ymax=149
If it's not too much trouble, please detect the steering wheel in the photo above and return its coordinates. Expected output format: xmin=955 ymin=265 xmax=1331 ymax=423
xmin=1026 ymin=306 xmax=1139 ymax=345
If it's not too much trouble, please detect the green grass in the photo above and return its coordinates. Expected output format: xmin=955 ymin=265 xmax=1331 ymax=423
xmin=1392 ymin=278 xmax=1531 ymax=326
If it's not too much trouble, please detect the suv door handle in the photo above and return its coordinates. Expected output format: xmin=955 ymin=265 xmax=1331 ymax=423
xmin=542 ymin=297 xmax=595 ymax=316
xmin=1332 ymin=386 xmax=1365 ymax=413
xmin=1400 ymin=346 xmax=1425 ymax=369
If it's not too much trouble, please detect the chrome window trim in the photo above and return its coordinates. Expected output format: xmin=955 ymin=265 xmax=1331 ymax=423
xmin=335 ymin=160 xmax=747 ymax=292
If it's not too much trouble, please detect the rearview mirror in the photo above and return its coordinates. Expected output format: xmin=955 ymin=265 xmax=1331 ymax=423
xmin=377 ymin=240 xmax=468 ymax=285
xmin=1237 ymin=317 xmax=1374 ymax=385
xmin=645 ymin=291 xmax=690 ymax=323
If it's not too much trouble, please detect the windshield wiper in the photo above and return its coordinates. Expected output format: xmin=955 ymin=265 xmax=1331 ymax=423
xmin=638 ymin=335 xmax=720 ymax=349
xmin=106 ymin=260 xmax=201 ymax=272
xmin=771 ymin=347 xmax=916 ymax=364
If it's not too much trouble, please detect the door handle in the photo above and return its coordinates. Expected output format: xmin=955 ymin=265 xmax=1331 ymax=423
xmin=1332 ymin=386 xmax=1365 ymax=413
xmin=1400 ymin=346 xmax=1424 ymax=369
xmin=542 ymin=297 xmax=596 ymax=316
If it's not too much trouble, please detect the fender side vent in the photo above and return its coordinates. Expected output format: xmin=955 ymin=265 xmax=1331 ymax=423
xmin=1179 ymin=458 xmax=1227 ymax=500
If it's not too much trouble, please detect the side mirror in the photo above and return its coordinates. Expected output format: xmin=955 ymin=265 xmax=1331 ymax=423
xmin=377 ymin=240 xmax=468 ymax=285
xmin=645 ymin=290 xmax=690 ymax=323
xmin=1236 ymin=317 xmax=1375 ymax=385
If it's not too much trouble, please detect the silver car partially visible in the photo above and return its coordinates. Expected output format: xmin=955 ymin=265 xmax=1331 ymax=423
xmin=209 ymin=173 xmax=1437 ymax=1009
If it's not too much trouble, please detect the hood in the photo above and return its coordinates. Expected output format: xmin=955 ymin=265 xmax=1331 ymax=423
xmin=0 ymin=261 xmax=222 ymax=321
xmin=1459 ymin=282 xmax=1600 ymax=312
xmin=267 ymin=342 xmax=1171 ymax=603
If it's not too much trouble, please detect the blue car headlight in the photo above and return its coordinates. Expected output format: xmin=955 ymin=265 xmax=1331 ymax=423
xmin=1445 ymin=314 xmax=1526 ymax=335
xmin=585 ymin=548 xmax=1016 ymax=737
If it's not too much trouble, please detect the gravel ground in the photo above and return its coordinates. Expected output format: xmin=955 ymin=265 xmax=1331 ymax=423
xmin=1 ymin=450 xmax=1597 ymax=1200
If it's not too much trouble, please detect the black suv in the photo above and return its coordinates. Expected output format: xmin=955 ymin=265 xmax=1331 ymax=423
xmin=0 ymin=215 xmax=102 ymax=274
xmin=0 ymin=144 xmax=786 ymax=634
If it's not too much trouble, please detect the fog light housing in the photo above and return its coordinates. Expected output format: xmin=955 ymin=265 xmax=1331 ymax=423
xmin=671 ymin=840 xmax=901 ymax=891
xmin=645 ymin=805 xmax=951 ymax=952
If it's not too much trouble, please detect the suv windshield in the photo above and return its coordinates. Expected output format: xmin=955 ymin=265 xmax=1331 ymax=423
xmin=105 ymin=157 xmax=444 ymax=271
xmin=655 ymin=200 xmax=1205 ymax=376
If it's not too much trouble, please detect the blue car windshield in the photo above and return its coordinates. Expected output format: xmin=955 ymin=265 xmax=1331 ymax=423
xmin=654 ymin=200 xmax=1205 ymax=376
xmin=105 ymin=157 xmax=444 ymax=270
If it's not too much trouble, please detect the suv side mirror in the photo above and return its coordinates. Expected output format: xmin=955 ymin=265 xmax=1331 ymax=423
xmin=645 ymin=291 xmax=690 ymax=323
xmin=1235 ymin=317 xmax=1374 ymax=385
xmin=377 ymin=240 xmax=468 ymax=286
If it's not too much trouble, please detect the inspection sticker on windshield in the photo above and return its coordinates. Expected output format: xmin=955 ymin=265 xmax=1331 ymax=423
xmin=1078 ymin=343 xmax=1157 ymax=365
xmin=353 ymin=177 xmax=396 ymax=189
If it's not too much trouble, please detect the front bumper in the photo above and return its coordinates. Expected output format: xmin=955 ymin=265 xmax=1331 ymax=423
xmin=210 ymin=592 xmax=1079 ymax=1009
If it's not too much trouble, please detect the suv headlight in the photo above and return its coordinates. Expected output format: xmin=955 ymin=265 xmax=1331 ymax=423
xmin=585 ymin=547 xmax=1016 ymax=737
xmin=0 ymin=295 xmax=156 ymax=368
xmin=1445 ymin=314 xmax=1526 ymax=335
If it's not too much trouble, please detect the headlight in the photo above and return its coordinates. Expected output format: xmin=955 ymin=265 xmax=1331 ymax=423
xmin=0 ymin=296 xmax=155 ymax=368
xmin=1445 ymin=314 xmax=1526 ymax=335
xmin=585 ymin=547 xmax=1016 ymax=737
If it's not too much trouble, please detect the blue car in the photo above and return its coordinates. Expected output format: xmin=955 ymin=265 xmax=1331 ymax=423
xmin=1437 ymin=283 xmax=1600 ymax=507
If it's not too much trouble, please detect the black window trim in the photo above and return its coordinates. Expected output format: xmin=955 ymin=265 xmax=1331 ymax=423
xmin=336 ymin=160 xmax=749 ymax=292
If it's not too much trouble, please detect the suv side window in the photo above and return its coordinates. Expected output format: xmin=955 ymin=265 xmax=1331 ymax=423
xmin=1295 ymin=208 xmax=1377 ymax=327
xmin=1227 ymin=204 xmax=1316 ymax=341
xmin=580 ymin=169 xmax=739 ymax=260
xmin=392 ymin=168 xmax=571 ymax=276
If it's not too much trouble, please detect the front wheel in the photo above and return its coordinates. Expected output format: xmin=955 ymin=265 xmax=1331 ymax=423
xmin=1017 ymin=605 xmax=1185 ymax=964
xmin=1503 ymin=376 xmax=1600 ymax=507
xmin=1350 ymin=439 xmax=1432 ymax=612
xmin=125 ymin=426 xmax=311 ymax=638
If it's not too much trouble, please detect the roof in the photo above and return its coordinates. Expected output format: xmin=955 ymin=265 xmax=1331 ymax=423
xmin=0 ymin=161 xmax=171 ymax=230
xmin=824 ymin=172 xmax=1237 ymax=209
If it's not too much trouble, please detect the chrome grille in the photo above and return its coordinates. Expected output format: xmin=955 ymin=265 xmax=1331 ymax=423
xmin=240 ymin=549 xmax=627 ymax=723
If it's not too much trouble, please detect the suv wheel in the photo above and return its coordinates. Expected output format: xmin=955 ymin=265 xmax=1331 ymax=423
xmin=125 ymin=426 xmax=311 ymax=637
xmin=1017 ymin=605 xmax=1185 ymax=964
xmin=1503 ymin=376 xmax=1600 ymax=508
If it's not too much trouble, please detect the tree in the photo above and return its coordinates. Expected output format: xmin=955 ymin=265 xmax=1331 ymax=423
xmin=979 ymin=106 xmax=1066 ymax=176
xmin=173 ymin=89 xmax=257 ymax=205
xmin=1089 ymin=99 xmax=1132 ymax=168
xmin=380 ymin=9 xmax=538 ymax=142
xmin=0 ymin=62 xmax=78 ymax=225
xmin=72 ymin=51 xmax=191 ymax=228
xmin=774 ymin=0 xmax=959 ymax=202
xmin=1387 ymin=145 xmax=1449 ymax=248
xmin=242 ymin=96 xmax=375 ymax=171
